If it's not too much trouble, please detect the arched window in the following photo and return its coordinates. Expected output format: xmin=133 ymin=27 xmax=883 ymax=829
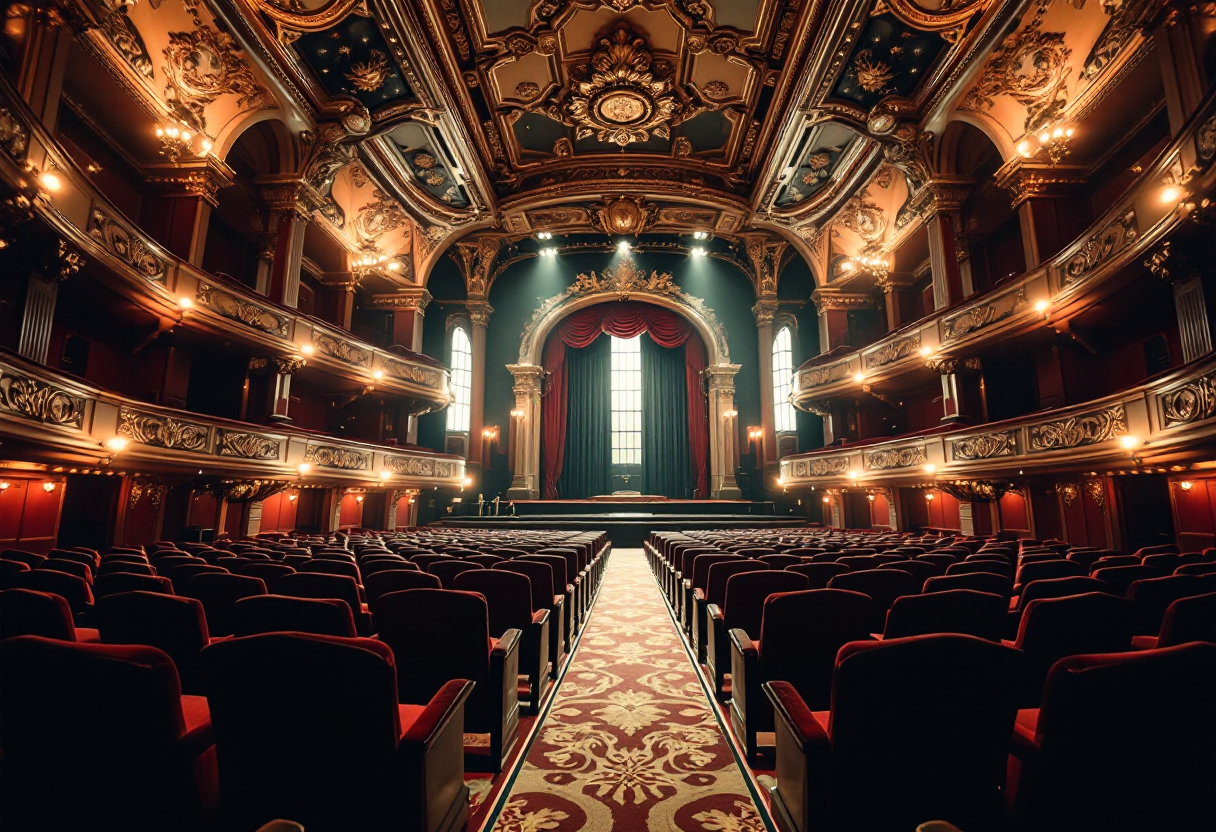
xmin=772 ymin=326 xmax=796 ymax=433
xmin=447 ymin=326 xmax=472 ymax=432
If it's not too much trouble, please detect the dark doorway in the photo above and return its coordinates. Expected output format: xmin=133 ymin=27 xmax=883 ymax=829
xmin=1118 ymin=475 xmax=1177 ymax=551
xmin=58 ymin=475 xmax=120 ymax=550
xmin=843 ymin=492 xmax=873 ymax=529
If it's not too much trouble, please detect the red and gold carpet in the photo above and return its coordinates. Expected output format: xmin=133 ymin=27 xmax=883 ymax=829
xmin=486 ymin=549 xmax=769 ymax=832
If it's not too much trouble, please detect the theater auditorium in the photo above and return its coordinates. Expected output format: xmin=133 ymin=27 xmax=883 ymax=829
xmin=1 ymin=0 xmax=1215 ymax=830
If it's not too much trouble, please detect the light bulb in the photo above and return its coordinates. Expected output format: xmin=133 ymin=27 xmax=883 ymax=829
xmin=297 ymin=463 xmax=312 ymax=475
xmin=178 ymin=296 xmax=193 ymax=310
xmin=379 ymin=469 xmax=392 ymax=480
xmin=618 ymin=241 xmax=631 ymax=253
xmin=104 ymin=437 xmax=129 ymax=453
xmin=301 ymin=344 xmax=315 ymax=355
xmin=38 ymin=172 xmax=61 ymax=192
xmin=373 ymin=370 xmax=384 ymax=380
xmin=43 ymin=482 xmax=56 ymax=493
xmin=1179 ymin=481 xmax=1194 ymax=491
xmin=1119 ymin=435 xmax=1140 ymax=450
xmin=1161 ymin=186 xmax=1181 ymax=203
xmin=925 ymin=492 xmax=934 ymax=501
xmin=853 ymin=372 xmax=864 ymax=383
xmin=919 ymin=346 xmax=932 ymax=357
xmin=1034 ymin=300 xmax=1049 ymax=313
xmin=924 ymin=463 xmax=936 ymax=473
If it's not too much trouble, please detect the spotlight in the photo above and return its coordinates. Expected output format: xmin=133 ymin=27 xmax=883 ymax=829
xmin=691 ymin=247 xmax=706 ymax=257
xmin=924 ymin=463 xmax=936 ymax=473
xmin=373 ymin=370 xmax=384 ymax=380
xmin=38 ymin=171 xmax=62 ymax=192
xmin=510 ymin=409 xmax=525 ymax=419
xmin=537 ymin=231 xmax=553 ymax=240
xmin=1161 ymin=186 xmax=1182 ymax=204
xmin=618 ymin=240 xmax=632 ymax=253
xmin=539 ymin=247 xmax=558 ymax=257
xmin=853 ymin=372 xmax=864 ymax=383
xmin=177 ymin=296 xmax=193 ymax=310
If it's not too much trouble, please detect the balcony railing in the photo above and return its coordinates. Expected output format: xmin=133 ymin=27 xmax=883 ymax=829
xmin=779 ymin=351 xmax=1216 ymax=487
xmin=792 ymin=86 xmax=1216 ymax=408
xmin=0 ymin=352 xmax=465 ymax=488
xmin=0 ymin=77 xmax=450 ymax=412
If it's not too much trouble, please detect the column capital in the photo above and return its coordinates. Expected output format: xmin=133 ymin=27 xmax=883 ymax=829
xmin=370 ymin=287 xmax=432 ymax=311
xmin=739 ymin=232 xmax=788 ymax=297
xmin=467 ymin=300 xmax=493 ymax=327
xmin=273 ymin=355 xmax=307 ymax=375
xmin=145 ymin=157 xmax=236 ymax=207
xmin=811 ymin=289 xmax=872 ymax=315
xmin=993 ymin=160 xmax=1087 ymax=209
xmin=704 ymin=363 xmax=741 ymax=392
xmin=255 ymin=175 xmax=314 ymax=222
xmin=751 ymin=298 xmax=780 ymax=326
xmin=507 ymin=363 xmax=546 ymax=392
xmin=453 ymin=235 xmax=502 ymax=298
xmin=926 ymin=356 xmax=981 ymax=375
xmin=907 ymin=175 xmax=974 ymax=218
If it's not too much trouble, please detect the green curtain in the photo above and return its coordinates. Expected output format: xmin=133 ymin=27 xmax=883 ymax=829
xmin=641 ymin=336 xmax=692 ymax=498
xmin=557 ymin=336 xmax=613 ymax=498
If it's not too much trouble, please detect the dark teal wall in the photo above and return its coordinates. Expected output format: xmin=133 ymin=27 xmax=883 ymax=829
xmin=418 ymin=246 xmax=823 ymax=499
xmin=780 ymin=258 xmax=827 ymax=453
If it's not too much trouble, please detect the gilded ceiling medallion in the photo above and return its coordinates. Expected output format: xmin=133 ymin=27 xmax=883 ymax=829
xmin=344 ymin=49 xmax=390 ymax=93
xmin=553 ymin=26 xmax=685 ymax=147
xmin=590 ymin=195 xmax=659 ymax=236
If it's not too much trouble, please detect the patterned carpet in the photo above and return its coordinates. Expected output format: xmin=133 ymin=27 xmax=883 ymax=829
xmin=488 ymin=549 xmax=768 ymax=832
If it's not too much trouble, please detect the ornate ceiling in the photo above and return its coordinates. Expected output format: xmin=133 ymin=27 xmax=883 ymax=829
xmin=69 ymin=0 xmax=1171 ymax=293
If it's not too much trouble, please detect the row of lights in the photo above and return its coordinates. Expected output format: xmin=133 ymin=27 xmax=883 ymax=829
xmin=0 ymin=481 xmax=57 ymax=493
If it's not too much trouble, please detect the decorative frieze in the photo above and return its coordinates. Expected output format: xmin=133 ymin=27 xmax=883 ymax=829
xmin=864 ymin=336 xmax=921 ymax=370
xmin=304 ymin=444 xmax=369 ymax=470
xmin=1028 ymin=404 xmax=1126 ymax=452
xmin=384 ymin=455 xmax=436 ymax=476
xmin=866 ymin=445 xmax=926 ymax=470
xmin=119 ymin=408 xmax=210 ymax=453
xmin=951 ymin=431 xmax=1016 ymax=460
xmin=384 ymin=357 xmax=442 ymax=388
xmin=0 ymin=368 xmax=86 ymax=428
xmin=312 ymin=333 xmax=372 ymax=368
xmin=942 ymin=289 xmax=1027 ymax=341
xmin=1160 ymin=370 xmax=1216 ymax=428
xmin=799 ymin=361 xmax=851 ymax=388
xmin=196 ymin=283 xmax=289 ymax=337
xmin=791 ymin=456 xmax=850 ymax=478
xmin=1061 ymin=208 xmax=1137 ymax=287
xmin=89 ymin=208 xmax=168 ymax=283
xmin=217 ymin=430 xmax=282 ymax=460
xmin=0 ymin=106 xmax=29 ymax=160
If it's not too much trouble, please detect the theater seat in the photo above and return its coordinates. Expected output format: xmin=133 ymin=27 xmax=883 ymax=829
xmin=1010 ymin=642 xmax=1216 ymax=832
xmin=765 ymin=634 xmax=1023 ymax=832
xmin=233 ymin=594 xmax=357 ymax=637
xmin=9 ymin=569 xmax=94 ymax=619
xmin=276 ymin=572 xmax=371 ymax=635
xmin=730 ymin=588 xmax=871 ymax=763
xmin=707 ymin=569 xmax=809 ymax=699
xmin=0 ymin=588 xmax=98 ymax=642
xmin=97 ymin=591 xmax=211 ymax=695
xmin=0 ymin=636 xmax=215 ymax=831
xmin=0 ymin=559 xmax=30 ymax=588
xmin=202 ymin=632 xmax=473 ymax=832
xmin=695 ymin=560 xmax=768 ymax=664
xmin=365 ymin=569 xmax=441 ymax=605
xmin=828 ymin=568 xmax=920 ymax=632
xmin=182 ymin=573 xmax=267 ymax=637
xmin=429 ymin=559 xmax=483 ymax=589
xmin=784 ymin=562 xmax=850 ymax=588
xmin=374 ymin=588 xmax=520 ymax=773
xmin=882 ymin=589 xmax=1006 ymax=641
xmin=1133 ymin=591 xmax=1216 ymax=649
xmin=923 ymin=571 xmax=1012 ymax=600
xmin=494 ymin=559 xmax=565 ymax=674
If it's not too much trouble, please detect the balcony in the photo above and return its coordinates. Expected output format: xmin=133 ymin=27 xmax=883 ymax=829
xmin=0 ymin=352 xmax=464 ymax=488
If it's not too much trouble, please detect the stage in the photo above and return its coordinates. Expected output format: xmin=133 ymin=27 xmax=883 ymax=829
xmin=438 ymin=499 xmax=806 ymax=545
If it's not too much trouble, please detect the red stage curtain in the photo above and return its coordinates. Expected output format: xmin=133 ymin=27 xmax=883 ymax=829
xmin=541 ymin=302 xmax=710 ymax=498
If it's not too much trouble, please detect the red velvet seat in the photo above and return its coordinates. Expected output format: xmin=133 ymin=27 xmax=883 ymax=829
xmin=361 ymin=558 xmax=420 ymax=577
xmin=758 ymin=554 xmax=804 ymax=570
xmin=520 ymin=553 xmax=578 ymax=646
xmin=923 ymin=571 xmax=1012 ymax=599
xmin=827 ymin=568 xmax=921 ymax=632
xmin=882 ymin=589 xmax=1005 ymax=641
xmin=238 ymin=561 xmax=295 ymax=586
xmin=183 ymin=572 xmax=267 ymax=637
xmin=300 ymin=557 xmax=362 ymax=582
xmin=1008 ymin=592 xmax=1134 ymax=707
xmin=1007 ymin=575 xmax=1110 ymax=636
xmin=455 ymin=569 xmax=551 ymax=713
xmin=765 ymin=634 xmax=1023 ymax=832
xmin=1013 ymin=559 xmax=1086 ymax=592
xmin=464 ymin=553 xmax=504 ymax=569
xmin=233 ymin=594 xmax=357 ymax=637
xmin=1 ymin=549 xmax=45 ymax=568
xmin=695 ymin=559 xmax=768 ymax=663
xmin=0 ymin=559 xmax=30 ymax=588
xmin=729 ymin=588 xmax=871 ymax=762
xmin=836 ymin=555 xmax=882 ymax=571
xmin=1010 ymin=642 xmax=1216 ymax=832
xmin=410 ymin=553 xmax=453 ymax=570
xmin=0 ymin=636 xmax=215 ymax=831
xmin=202 ymin=632 xmax=473 ymax=832
xmin=373 ymin=588 xmax=520 ymax=773
xmin=97 ymin=559 xmax=155 ymax=577
xmin=1141 ymin=552 xmax=1182 ymax=574
xmin=9 ymin=569 xmax=94 ymax=618
xmin=1148 ymin=591 xmax=1216 ymax=648
xmin=878 ymin=558 xmax=941 ymax=585
xmin=48 ymin=548 xmax=99 ymax=568
xmin=1088 ymin=554 xmax=1139 ymax=572
xmin=494 ymin=559 xmax=565 ymax=673
xmin=37 ymin=557 xmax=93 ymax=584
xmin=946 ymin=559 xmax=1013 ymax=579
xmin=0 ymin=588 xmax=98 ymax=641
xmin=915 ymin=553 xmax=958 ymax=569
xmin=1090 ymin=564 xmax=1158 ymax=596
xmin=681 ymin=553 xmax=744 ymax=636
xmin=94 ymin=571 xmax=175 ymax=598
xmin=1177 ymin=561 xmax=1216 ymax=576
xmin=365 ymin=569 xmax=441 ymax=605
xmin=97 ymin=591 xmax=211 ymax=695
xmin=151 ymin=555 xmax=203 ymax=573
xmin=1127 ymin=574 xmax=1214 ymax=636
xmin=276 ymin=572 xmax=371 ymax=635
xmin=785 ymin=561 xmax=850 ymax=588
xmin=165 ymin=563 xmax=229 ymax=592
xmin=707 ymin=569 xmax=809 ymax=698
xmin=429 ymin=559 xmax=483 ymax=589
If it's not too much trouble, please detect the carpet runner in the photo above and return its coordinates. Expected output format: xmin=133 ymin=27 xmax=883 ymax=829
xmin=487 ymin=549 xmax=768 ymax=832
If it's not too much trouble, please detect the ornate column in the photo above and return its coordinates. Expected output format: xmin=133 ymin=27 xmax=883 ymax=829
xmin=811 ymin=289 xmax=872 ymax=352
xmin=927 ymin=356 xmax=980 ymax=424
xmin=706 ymin=364 xmax=743 ymax=499
xmin=876 ymin=273 xmax=918 ymax=332
xmin=331 ymin=280 xmax=357 ymax=331
xmin=269 ymin=355 xmax=305 ymax=423
xmin=752 ymin=299 xmax=780 ymax=466
xmin=505 ymin=364 xmax=545 ymax=499
xmin=918 ymin=179 xmax=971 ymax=310
xmin=372 ymin=287 xmax=431 ymax=351
xmin=142 ymin=158 xmax=234 ymax=266
xmin=257 ymin=176 xmax=312 ymax=308
xmin=467 ymin=301 xmax=493 ymax=467
xmin=1146 ymin=239 xmax=1215 ymax=362
xmin=17 ymin=239 xmax=83 ymax=364
xmin=11 ymin=1 xmax=73 ymax=131
xmin=997 ymin=163 xmax=1087 ymax=269
xmin=1153 ymin=5 xmax=1209 ymax=141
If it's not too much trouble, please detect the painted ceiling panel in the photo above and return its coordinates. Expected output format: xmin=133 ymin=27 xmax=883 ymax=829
xmin=777 ymin=122 xmax=858 ymax=207
xmin=295 ymin=15 xmax=413 ymax=111
xmin=480 ymin=0 xmax=532 ymax=34
xmin=388 ymin=123 xmax=470 ymax=208
xmin=711 ymin=0 xmax=762 ymax=32
xmin=830 ymin=15 xmax=946 ymax=107
xmin=513 ymin=112 xmax=571 ymax=155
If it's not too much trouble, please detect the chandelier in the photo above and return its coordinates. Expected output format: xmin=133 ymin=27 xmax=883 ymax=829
xmin=840 ymin=249 xmax=890 ymax=282
xmin=1016 ymin=123 xmax=1074 ymax=166
xmin=156 ymin=123 xmax=211 ymax=164
xmin=353 ymin=250 xmax=401 ymax=279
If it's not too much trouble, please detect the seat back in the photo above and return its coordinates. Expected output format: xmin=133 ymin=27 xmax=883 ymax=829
xmin=372 ymin=588 xmax=490 ymax=704
xmin=946 ymin=559 xmax=1013 ymax=579
xmin=1089 ymin=554 xmax=1139 ymax=572
xmin=1158 ymin=591 xmax=1216 ymax=647
xmin=757 ymin=554 xmax=803 ymax=570
xmin=883 ymin=589 xmax=1006 ymax=641
xmin=364 ymin=569 xmax=441 ymax=605
xmin=923 ymin=572 xmax=1012 ymax=599
xmin=689 ymin=554 xmax=744 ymax=591
xmin=233 ymin=594 xmax=356 ymax=637
xmin=1015 ymin=592 xmax=1134 ymax=661
xmin=454 ymin=569 xmax=536 ymax=636
xmin=784 ymin=562 xmax=850 ymax=588
xmin=1091 ymin=564 xmax=1159 ymax=596
xmin=706 ymin=560 xmax=769 ymax=608
xmin=1141 ymin=553 xmax=1181 ymax=574
xmin=0 ymin=636 xmax=203 ymax=832
xmin=1025 ymin=643 xmax=1216 ymax=831
xmin=879 ymin=558 xmax=941 ymax=585
xmin=10 ymin=569 xmax=94 ymax=615
xmin=96 ymin=591 xmax=210 ymax=694
xmin=757 ymin=589 xmax=872 ymax=710
xmin=276 ymin=572 xmax=363 ymax=616
xmin=97 ymin=560 xmax=155 ymax=577
xmin=165 ymin=563 xmax=228 ymax=591
xmin=519 ymin=554 xmax=570 ymax=589
xmin=1014 ymin=576 xmax=1109 ymax=615
xmin=201 ymin=633 xmax=402 ymax=830
xmin=722 ymin=570 xmax=809 ymax=638
xmin=2 ymin=549 xmax=46 ymax=568
xmin=494 ymin=560 xmax=555 ymax=610
xmin=1014 ymin=559 xmax=1086 ymax=587
xmin=0 ymin=559 xmax=30 ymax=588
xmin=828 ymin=635 xmax=1023 ymax=832
xmin=238 ymin=562 xmax=296 ymax=587
xmin=299 ymin=558 xmax=361 ymax=583
xmin=94 ymin=571 xmax=175 ymax=599
xmin=429 ymin=559 xmax=483 ymax=589
xmin=1129 ymin=575 xmax=1211 ymax=636
xmin=183 ymin=573 xmax=267 ymax=637
xmin=827 ymin=568 xmax=920 ymax=630
xmin=0 ymin=588 xmax=78 ymax=640
xmin=38 ymin=558 xmax=94 ymax=583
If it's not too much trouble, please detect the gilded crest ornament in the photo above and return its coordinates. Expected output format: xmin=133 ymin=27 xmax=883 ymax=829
xmin=849 ymin=50 xmax=898 ymax=94
xmin=552 ymin=26 xmax=687 ymax=147
xmin=161 ymin=25 xmax=271 ymax=132
xmin=590 ymin=195 xmax=659 ymax=236
xmin=344 ymin=50 xmax=391 ymax=93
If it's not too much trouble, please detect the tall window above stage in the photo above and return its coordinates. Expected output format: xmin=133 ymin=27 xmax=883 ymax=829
xmin=610 ymin=335 xmax=642 ymax=465
xmin=447 ymin=326 xmax=472 ymax=432
xmin=773 ymin=326 xmax=796 ymax=433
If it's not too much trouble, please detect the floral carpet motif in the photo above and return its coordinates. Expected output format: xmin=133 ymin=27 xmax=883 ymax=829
xmin=490 ymin=550 xmax=767 ymax=832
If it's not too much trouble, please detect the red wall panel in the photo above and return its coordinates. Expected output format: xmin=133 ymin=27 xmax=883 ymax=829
xmin=339 ymin=493 xmax=364 ymax=528
xmin=188 ymin=492 xmax=217 ymax=529
xmin=925 ymin=490 xmax=960 ymax=531
xmin=998 ymin=491 xmax=1031 ymax=536
xmin=259 ymin=492 xmax=300 ymax=533
xmin=0 ymin=478 xmax=64 ymax=553
xmin=1173 ymin=477 xmax=1216 ymax=552
xmin=122 ymin=484 xmax=161 ymax=547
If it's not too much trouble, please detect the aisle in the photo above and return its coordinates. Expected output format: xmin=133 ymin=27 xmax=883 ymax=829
xmin=488 ymin=549 xmax=768 ymax=832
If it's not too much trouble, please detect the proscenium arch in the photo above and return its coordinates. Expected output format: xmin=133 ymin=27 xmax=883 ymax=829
xmin=518 ymin=290 xmax=731 ymax=368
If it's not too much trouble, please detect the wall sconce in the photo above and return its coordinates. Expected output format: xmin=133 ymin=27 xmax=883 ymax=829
xmin=822 ymin=495 xmax=830 ymax=504
xmin=156 ymin=124 xmax=199 ymax=163
xmin=379 ymin=469 xmax=392 ymax=481
xmin=373 ymin=370 xmax=384 ymax=380
xmin=482 ymin=426 xmax=500 ymax=442
xmin=43 ymin=482 xmax=56 ymax=493
xmin=923 ymin=463 xmax=936 ymax=474
xmin=510 ymin=409 xmax=525 ymax=420
xmin=852 ymin=372 xmax=865 ymax=383
xmin=747 ymin=427 xmax=762 ymax=445
xmin=288 ymin=493 xmax=298 ymax=501
xmin=1016 ymin=123 xmax=1074 ymax=165
xmin=866 ymin=493 xmax=876 ymax=502
xmin=103 ymin=437 xmax=129 ymax=454
xmin=924 ymin=491 xmax=935 ymax=501
xmin=1119 ymin=435 xmax=1141 ymax=450
xmin=37 ymin=170 xmax=62 ymax=192
xmin=848 ymin=470 xmax=858 ymax=480
xmin=0 ymin=481 xmax=8 ymax=492
xmin=300 ymin=344 xmax=315 ymax=356
xmin=297 ymin=463 xmax=312 ymax=476
xmin=355 ymin=495 xmax=364 ymax=503
xmin=1179 ymin=481 xmax=1194 ymax=491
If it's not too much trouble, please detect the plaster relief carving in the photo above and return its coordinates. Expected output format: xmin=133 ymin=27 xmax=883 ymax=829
xmin=119 ymin=408 xmax=210 ymax=453
xmin=950 ymin=431 xmax=1017 ymax=460
xmin=0 ymin=368 xmax=86 ymax=428
xmin=962 ymin=11 xmax=1072 ymax=133
xmin=162 ymin=25 xmax=272 ymax=132
xmin=1028 ymin=404 xmax=1126 ymax=452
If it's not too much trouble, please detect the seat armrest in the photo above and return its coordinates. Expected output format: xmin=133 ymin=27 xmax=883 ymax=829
xmin=763 ymin=681 xmax=830 ymax=752
xmin=1010 ymin=708 xmax=1042 ymax=762
xmin=494 ymin=628 xmax=522 ymax=659
xmin=692 ymin=587 xmax=705 ymax=602
xmin=729 ymin=628 xmax=756 ymax=657
xmin=682 ymin=578 xmax=692 ymax=591
xmin=401 ymin=679 xmax=475 ymax=751
xmin=707 ymin=603 xmax=723 ymax=622
xmin=532 ymin=609 xmax=550 ymax=626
